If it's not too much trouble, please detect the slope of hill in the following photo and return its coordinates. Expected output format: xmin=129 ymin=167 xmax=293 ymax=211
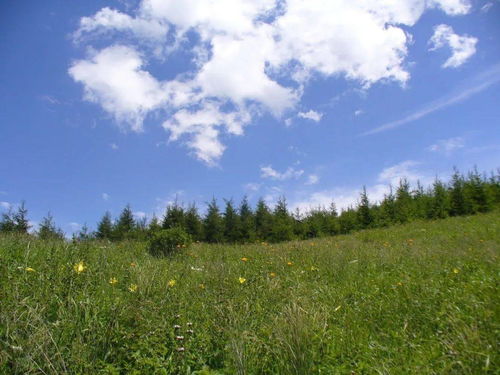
xmin=1 ymin=211 xmax=498 ymax=374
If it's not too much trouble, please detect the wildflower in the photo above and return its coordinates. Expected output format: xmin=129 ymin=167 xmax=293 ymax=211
xmin=175 ymin=314 xmax=181 ymax=319
xmin=175 ymin=336 xmax=184 ymax=341
xmin=130 ymin=262 xmax=137 ymax=267
xmin=109 ymin=277 xmax=118 ymax=285
xmin=187 ymin=329 xmax=194 ymax=334
xmin=453 ymin=268 xmax=460 ymax=274
xmin=310 ymin=266 xmax=319 ymax=271
xmin=397 ymin=282 xmax=403 ymax=286
xmin=349 ymin=259 xmax=358 ymax=264
xmin=187 ymin=322 xmax=193 ymax=327
xmin=128 ymin=284 xmax=138 ymax=292
xmin=241 ymin=257 xmax=249 ymax=262
xmin=73 ymin=261 xmax=86 ymax=274
xmin=269 ymin=272 xmax=276 ymax=278
xmin=25 ymin=267 xmax=35 ymax=272
xmin=199 ymin=283 xmax=205 ymax=289
xmin=191 ymin=266 xmax=203 ymax=271
xmin=238 ymin=277 xmax=246 ymax=284
xmin=173 ymin=325 xmax=181 ymax=330
xmin=168 ymin=279 xmax=176 ymax=287
xmin=177 ymin=347 xmax=185 ymax=352
xmin=287 ymin=261 xmax=293 ymax=266
xmin=334 ymin=305 xmax=341 ymax=312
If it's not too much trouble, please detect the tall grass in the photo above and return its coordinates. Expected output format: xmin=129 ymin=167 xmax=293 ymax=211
xmin=0 ymin=211 xmax=498 ymax=374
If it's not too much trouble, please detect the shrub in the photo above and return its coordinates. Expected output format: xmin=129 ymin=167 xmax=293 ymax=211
xmin=148 ymin=227 xmax=191 ymax=257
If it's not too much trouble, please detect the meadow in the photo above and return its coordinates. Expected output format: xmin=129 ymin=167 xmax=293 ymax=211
xmin=0 ymin=211 xmax=498 ymax=374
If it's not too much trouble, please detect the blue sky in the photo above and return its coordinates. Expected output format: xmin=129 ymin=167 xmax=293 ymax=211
xmin=1 ymin=0 xmax=499 ymax=235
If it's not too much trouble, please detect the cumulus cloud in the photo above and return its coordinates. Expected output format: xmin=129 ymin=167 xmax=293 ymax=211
xmin=0 ymin=201 xmax=11 ymax=210
xmin=305 ymin=174 xmax=320 ymax=185
xmin=71 ymin=0 xmax=472 ymax=164
xmin=261 ymin=165 xmax=304 ymax=180
xmin=428 ymin=137 xmax=465 ymax=154
xmin=429 ymin=24 xmax=477 ymax=68
xmin=298 ymin=110 xmax=323 ymax=122
xmin=102 ymin=193 xmax=110 ymax=201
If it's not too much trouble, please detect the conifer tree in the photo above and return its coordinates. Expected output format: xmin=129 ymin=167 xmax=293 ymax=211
xmin=326 ymin=201 xmax=339 ymax=235
xmin=271 ymin=196 xmax=294 ymax=242
xmin=429 ymin=179 xmax=450 ymax=219
xmin=238 ymin=196 xmax=255 ymax=243
xmin=255 ymin=198 xmax=273 ymax=241
xmin=464 ymin=168 xmax=491 ymax=213
xmin=449 ymin=168 xmax=468 ymax=216
xmin=38 ymin=212 xmax=64 ymax=240
xmin=203 ymin=198 xmax=223 ymax=243
xmin=115 ymin=204 xmax=136 ymax=240
xmin=0 ymin=209 xmax=16 ymax=233
xmin=185 ymin=203 xmax=203 ymax=241
xmin=149 ymin=215 xmax=162 ymax=233
xmin=395 ymin=179 xmax=413 ymax=223
xmin=75 ymin=223 xmax=92 ymax=241
xmin=357 ymin=186 xmax=373 ymax=229
xmin=379 ymin=187 xmax=396 ymax=226
xmin=13 ymin=201 xmax=30 ymax=234
xmin=338 ymin=207 xmax=357 ymax=234
xmin=96 ymin=211 xmax=113 ymax=240
xmin=223 ymin=199 xmax=240 ymax=243
xmin=162 ymin=201 xmax=186 ymax=230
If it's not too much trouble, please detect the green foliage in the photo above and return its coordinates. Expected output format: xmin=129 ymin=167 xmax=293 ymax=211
xmin=204 ymin=198 xmax=223 ymax=243
xmin=148 ymin=227 xmax=192 ymax=257
xmin=162 ymin=201 xmax=186 ymax=230
xmin=185 ymin=204 xmax=203 ymax=241
xmin=357 ymin=186 xmax=373 ymax=229
xmin=96 ymin=211 xmax=113 ymax=240
xmin=114 ymin=204 xmax=136 ymax=240
xmin=0 ymin=201 xmax=30 ymax=234
xmin=223 ymin=199 xmax=240 ymax=243
xmin=238 ymin=196 xmax=255 ymax=243
xmin=37 ymin=212 xmax=64 ymax=240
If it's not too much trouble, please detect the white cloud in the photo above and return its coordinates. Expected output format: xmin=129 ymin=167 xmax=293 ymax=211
xmin=364 ymin=64 xmax=500 ymax=135
xmin=102 ymin=193 xmax=110 ymax=201
xmin=428 ymin=137 xmax=465 ymax=154
xmin=133 ymin=211 xmax=147 ymax=219
xmin=354 ymin=109 xmax=364 ymax=116
xmin=306 ymin=174 xmax=320 ymax=185
xmin=71 ymin=0 xmax=473 ymax=164
xmin=298 ymin=110 xmax=323 ymax=122
xmin=244 ymin=183 xmax=261 ymax=192
xmin=110 ymin=143 xmax=119 ymax=150
xmin=429 ymin=24 xmax=477 ymax=68
xmin=377 ymin=160 xmax=429 ymax=186
xmin=68 ymin=222 xmax=82 ymax=231
xmin=480 ymin=3 xmax=494 ymax=13
xmin=69 ymin=45 xmax=167 ymax=132
xmin=0 ymin=201 xmax=11 ymax=210
xmin=261 ymin=165 xmax=304 ymax=181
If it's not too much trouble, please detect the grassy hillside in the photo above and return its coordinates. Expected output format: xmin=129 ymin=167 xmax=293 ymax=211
xmin=1 ymin=212 xmax=498 ymax=374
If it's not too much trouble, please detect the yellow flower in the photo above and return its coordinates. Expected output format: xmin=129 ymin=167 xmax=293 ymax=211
xmin=238 ymin=277 xmax=246 ymax=284
xmin=287 ymin=261 xmax=293 ymax=266
xmin=25 ymin=267 xmax=35 ymax=272
xmin=397 ymin=282 xmax=403 ymax=286
xmin=128 ymin=284 xmax=138 ymax=292
xmin=109 ymin=277 xmax=118 ymax=285
xmin=130 ymin=262 xmax=137 ymax=267
xmin=168 ymin=279 xmax=176 ymax=287
xmin=73 ymin=261 xmax=86 ymax=274
xmin=453 ymin=268 xmax=460 ymax=274
xmin=199 ymin=283 xmax=205 ymax=289
xmin=310 ymin=266 xmax=318 ymax=271
xmin=334 ymin=305 xmax=342 ymax=312
xmin=269 ymin=272 xmax=276 ymax=278
xmin=241 ymin=257 xmax=249 ymax=262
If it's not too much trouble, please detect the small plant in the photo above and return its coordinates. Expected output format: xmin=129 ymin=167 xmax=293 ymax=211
xmin=148 ymin=227 xmax=192 ymax=257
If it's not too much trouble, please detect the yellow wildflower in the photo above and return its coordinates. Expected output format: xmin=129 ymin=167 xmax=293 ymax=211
xmin=25 ymin=267 xmax=35 ymax=272
xmin=238 ymin=277 xmax=246 ymax=284
xmin=310 ymin=266 xmax=318 ymax=271
xmin=287 ymin=261 xmax=293 ymax=266
xmin=128 ymin=284 xmax=138 ymax=292
xmin=199 ymin=283 xmax=205 ymax=289
xmin=241 ymin=257 xmax=249 ymax=262
xmin=453 ymin=268 xmax=460 ymax=274
xmin=73 ymin=261 xmax=86 ymax=274
xmin=109 ymin=277 xmax=118 ymax=285
xmin=269 ymin=272 xmax=276 ymax=278
xmin=130 ymin=262 xmax=137 ymax=267
xmin=168 ymin=279 xmax=176 ymax=287
xmin=334 ymin=305 xmax=342 ymax=312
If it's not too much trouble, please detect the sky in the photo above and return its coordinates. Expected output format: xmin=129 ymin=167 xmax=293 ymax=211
xmin=1 ymin=0 xmax=499 ymax=235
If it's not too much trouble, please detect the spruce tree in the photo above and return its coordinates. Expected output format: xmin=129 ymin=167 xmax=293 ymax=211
xmin=38 ymin=212 xmax=64 ymax=240
xmin=271 ymin=196 xmax=294 ymax=242
xmin=223 ymin=199 xmax=240 ymax=243
xmin=379 ymin=187 xmax=396 ymax=226
xmin=162 ymin=201 xmax=186 ymax=230
xmin=149 ymin=215 xmax=162 ymax=233
xmin=449 ymin=168 xmax=468 ymax=216
xmin=203 ymin=198 xmax=223 ymax=243
xmin=357 ymin=186 xmax=373 ymax=229
xmin=13 ymin=201 xmax=30 ymax=234
xmin=0 ymin=209 xmax=16 ymax=233
xmin=115 ymin=204 xmax=136 ymax=240
xmin=326 ymin=201 xmax=339 ymax=235
xmin=395 ymin=179 xmax=413 ymax=224
xmin=185 ymin=203 xmax=203 ymax=241
xmin=429 ymin=179 xmax=450 ymax=219
xmin=255 ymin=198 xmax=273 ymax=241
xmin=96 ymin=211 xmax=113 ymax=240
xmin=464 ymin=168 xmax=491 ymax=213
xmin=238 ymin=196 xmax=255 ymax=243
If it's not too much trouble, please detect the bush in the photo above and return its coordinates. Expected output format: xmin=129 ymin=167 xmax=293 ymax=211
xmin=147 ymin=227 xmax=191 ymax=257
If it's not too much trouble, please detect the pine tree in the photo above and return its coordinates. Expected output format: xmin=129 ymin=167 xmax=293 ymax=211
xmin=338 ymin=207 xmax=357 ymax=234
xmin=162 ymin=201 xmax=186 ymax=230
xmin=0 ymin=209 xmax=16 ymax=233
xmin=75 ymin=223 xmax=92 ymax=241
xmin=255 ymin=198 xmax=273 ymax=241
xmin=149 ymin=215 xmax=162 ymax=233
xmin=449 ymin=168 xmax=468 ymax=216
xmin=379 ymin=187 xmax=396 ymax=226
xmin=395 ymin=179 xmax=413 ymax=223
xmin=203 ymin=198 xmax=223 ymax=243
xmin=185 ymin=203 xmax=203 ymax=241
xmin=96 ymin=211 xmax=113 ymax=240
xmin=271 ymin=196 xmax=294 ymax=242
xmin=326 ymin=201 xmax=339 ymax=235
xmin=115 ymin=204 xmax=136 ymax=240
xmin=38 ymin=212 xmax=64 ymax=240
xmin=429 ymin=179 xmax=450 ymax=219
xmin=13 ymin=201 xmax=30 ymax=234
xmin=464 ymin=168 xmax=491 ymax=213
xmin=238 ymin=196 xmax=255 ymax=243
xmin=223 ymin=199 xmax=240 ymax=243
xmin=357 ymin=186 xmax=373 ymax=229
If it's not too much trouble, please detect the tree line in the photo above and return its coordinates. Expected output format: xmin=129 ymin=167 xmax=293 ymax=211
xmin=1 ymin=167 xmax=499 ymax=243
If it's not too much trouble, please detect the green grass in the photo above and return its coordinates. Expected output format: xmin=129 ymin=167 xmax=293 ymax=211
xmin=1 ymin=212 xmax=499 ymax=374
